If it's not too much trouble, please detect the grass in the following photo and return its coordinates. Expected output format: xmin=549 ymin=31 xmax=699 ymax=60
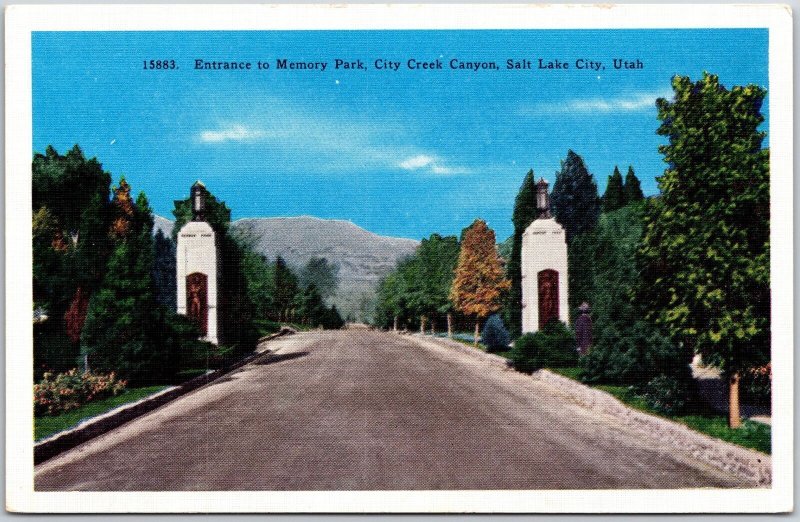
xmin=35 ymin=385 xmax=168 ymax=441
xmin=547 ymin=367 xmax=771 ymax=454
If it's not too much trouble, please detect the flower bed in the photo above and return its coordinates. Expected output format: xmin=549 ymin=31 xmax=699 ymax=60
xmin=34 ymin=369 xmax=127 ymax=416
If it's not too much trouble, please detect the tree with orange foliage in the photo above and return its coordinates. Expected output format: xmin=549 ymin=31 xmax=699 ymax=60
xmin=450 ymin=219 xmax=511 ymax=344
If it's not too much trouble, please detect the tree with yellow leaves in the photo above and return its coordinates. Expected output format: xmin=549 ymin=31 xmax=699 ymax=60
xmin=450 ymin=219 xmax=511 ymax=345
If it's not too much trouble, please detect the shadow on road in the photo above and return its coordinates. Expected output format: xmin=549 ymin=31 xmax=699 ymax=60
xmin=252 ymin=351 xmax=310 ymax=366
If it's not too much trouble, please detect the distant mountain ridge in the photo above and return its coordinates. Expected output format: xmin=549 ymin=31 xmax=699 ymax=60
xmin=153 ymin=215 xmax=419 ymax=320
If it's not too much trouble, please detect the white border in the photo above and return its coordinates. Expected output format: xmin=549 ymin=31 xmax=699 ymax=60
xmin=5 ymin=3 xmax=793 ymax=513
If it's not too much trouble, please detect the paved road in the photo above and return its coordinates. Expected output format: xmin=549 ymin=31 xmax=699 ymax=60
xmin=36 ymin=330 xmax=749 ymax=490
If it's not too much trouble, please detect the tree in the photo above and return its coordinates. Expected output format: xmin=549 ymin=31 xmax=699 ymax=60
xmin=602 ymin=166 xmax=626 ymax=212
xmin=153 ymin=230 xmax=177 ymax=309
xmin=32 ymin=146 xmax=113 ymax=372
xmin=32 ymin=144 xmax=111 ymax=241
xmin=81 ymin=189 xmax=163 ymax=383
xmin=623 ymin=166 xmax=644 ymax=204
xmin=298 ymin=257 xmax=339 ymax=299
xmin=636 ymin=73 xmax=770 ymax=428
xmin=550 ymin=150 xmax=601 ymax=243
xmin=450 ymin=219 xmax=510 ymax=344
xmin=507 ymin=170 xmax=538 ymax=338
xmin=375 ymin=260 xmax=413 ymax=331
xmin=408 ymin=234 xmax=460 ymax=336
xmin=273 ymin=256 xmax=299 ymax=321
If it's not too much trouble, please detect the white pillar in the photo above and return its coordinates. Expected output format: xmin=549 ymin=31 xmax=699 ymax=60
xmin=521 ymin=218 xmax=569 ymax=333
xmin=176 ymin=220 xmax=220 ymax=344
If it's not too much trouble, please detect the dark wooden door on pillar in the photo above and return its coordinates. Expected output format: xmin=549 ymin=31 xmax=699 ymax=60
xmin=187 ymin=272 xmax=208 ymax=335
xmin=538 ymin=269 xmax=559 ymax=329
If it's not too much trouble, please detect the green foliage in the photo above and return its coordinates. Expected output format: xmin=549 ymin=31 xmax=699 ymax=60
xmin=32 ymin=145 xmax=111 ymax=236
xmin=153 ymin=230 xmax=177 ymax=309
xmin=298 ymin=257 xmax=339 ymax=299
xmin=171 ymin=184 xmax=231 ymax=239
xmin=602 ymin=166 xmax=626 ymax=212
xmin=507 ymin=170 xmax=538 ymax=338
xmin=273 ymin=256 xmax=299 ymax=321
xmin=637 ymin=72 xmax=770 ymax=377
xmin=641 ymin=375 xmax=689 ymax=415
xmin=567 ymin=231 xmax=596 ymax=322
xmin=623 ymin=166 xmax=644 ymax=203
xmin=551 ymin=150 xmax=601 ymax=243
xmin=481 ymin=314 xmax=511 ymax=352
xmin=374 ymin=233 xmax=459 ymax=330
xmin=80 ymin=190 xmax=165 ymax=384
xmin=510 ymin=321 xmax=577 ymax=373
xmin=242 ymin=250 xmax=276 ymax=320
xmin=579 ymin=204 xmax=693 ymax=387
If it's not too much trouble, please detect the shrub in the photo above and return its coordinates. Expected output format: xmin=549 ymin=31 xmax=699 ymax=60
xmin=641 ymin=374 xmax=688 ymax=415
xmin=481 ymin=314 xmax=510 ymax=352
xmin=580 ymin=321 xmax=691 ymax=387
xmin=34 ymin=369 xmax=127 ymax=416
xmin=510 ymin=321 xmax=577 ymax=373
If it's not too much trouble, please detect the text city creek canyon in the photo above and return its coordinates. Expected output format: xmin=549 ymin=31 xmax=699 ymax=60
xmin=185 ymin=57 xmax=645 ymax=72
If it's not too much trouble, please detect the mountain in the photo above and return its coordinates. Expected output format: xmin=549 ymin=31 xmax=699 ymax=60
xmin=153 ymin=215 xmax=419 ymax=320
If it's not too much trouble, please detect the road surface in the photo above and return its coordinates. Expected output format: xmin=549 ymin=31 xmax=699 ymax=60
xmin=35 ymin=330 xmax=749 ymax=490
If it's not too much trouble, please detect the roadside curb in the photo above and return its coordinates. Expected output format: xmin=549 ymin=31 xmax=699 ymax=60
xmin=34 ymin=328 xmax=295 ymax=465
xmin=407 ymin=333 xmax=771 ymax=486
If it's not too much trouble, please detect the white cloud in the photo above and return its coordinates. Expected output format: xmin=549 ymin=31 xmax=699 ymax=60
xmin=522 ymin=91 xmax=671 ymax=115
xmin=397 ymin=154 xmax=469 ymax=175
xmin=399 ymin=154 xmax=435 ymax=170
xmin=199 ymin=124 xmax=267 ymax=143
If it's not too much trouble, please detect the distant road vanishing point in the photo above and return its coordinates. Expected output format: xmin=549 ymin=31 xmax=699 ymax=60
xmin=35 ymin=330 xmax=749 ymax=491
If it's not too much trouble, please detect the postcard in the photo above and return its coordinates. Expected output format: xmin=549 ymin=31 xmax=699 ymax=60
xmin=5 ymin=3 xmax=793 ymax=513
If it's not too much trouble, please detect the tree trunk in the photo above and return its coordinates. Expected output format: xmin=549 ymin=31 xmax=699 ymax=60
xmin=420 ymin=315 xmax=427 ymax=334
xmin=431 ymin=320 xmax=436 ymax=336
xmin=474 ymin=321 xmax=480 ymax=346
xmin=447 ymin=313 xmax=453 ymax=338
xmin=729 ymin=372 xmax=742 ymax=429
xmin=393 ymin=315 xmax=398 ymax=332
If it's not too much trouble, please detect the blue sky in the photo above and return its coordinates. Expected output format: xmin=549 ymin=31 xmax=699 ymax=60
xmin=32 ymin=29 xmax=768 ymax=240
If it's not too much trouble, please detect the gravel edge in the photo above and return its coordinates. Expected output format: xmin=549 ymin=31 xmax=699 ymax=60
xmin=406 ymin=332 xmax=772 ymax=487
xmin=34 ymin=328 xmax=295 ymax=465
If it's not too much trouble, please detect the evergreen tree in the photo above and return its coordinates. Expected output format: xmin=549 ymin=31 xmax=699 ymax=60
xmin=623 ymin=166 xmax=644 ymax=204
xmin=81 ymin=190 xmax=164 ymax=383
xmin=602 ymin=166 xmax=626 ymax=212
xmin=507 ymin=170 xmax=538 ymax=338
xmin=153 ymin=229 xmax=177 ymax=309
xmin=550 ymin=150 xmax=601 ymax=243
xmin=450 ymin=219 xmax=511 ymax=344
xmin=637 ymin=73 xmax=770 ymax=428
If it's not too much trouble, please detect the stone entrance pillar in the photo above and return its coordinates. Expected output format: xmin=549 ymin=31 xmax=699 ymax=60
xmin=176 ymin=181 xmax=220 ymax=344
xmin=521 ymin=178 xmax=569 ymax=333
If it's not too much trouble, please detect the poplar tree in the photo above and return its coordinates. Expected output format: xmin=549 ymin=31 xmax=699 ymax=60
xmin=637 ymin=73 xmax=770 ymax=428
xmin=450 ymin=219 xmax=511 ymax=344
xmin=507 ymin=170 xmax=538 ymax=338
xmin=623 ymin=166 xmax=644 ymax=204
xmin=551 ymin=150 xmax=601 ymax=243
xmin=602 ymin=166 xmax=626 ymax=212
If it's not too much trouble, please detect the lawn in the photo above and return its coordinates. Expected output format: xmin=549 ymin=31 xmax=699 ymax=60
xmin=35 ymin=385 xmax=168 ymax=441
xmin=547 ymin=367 xmax=771 ymax=454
